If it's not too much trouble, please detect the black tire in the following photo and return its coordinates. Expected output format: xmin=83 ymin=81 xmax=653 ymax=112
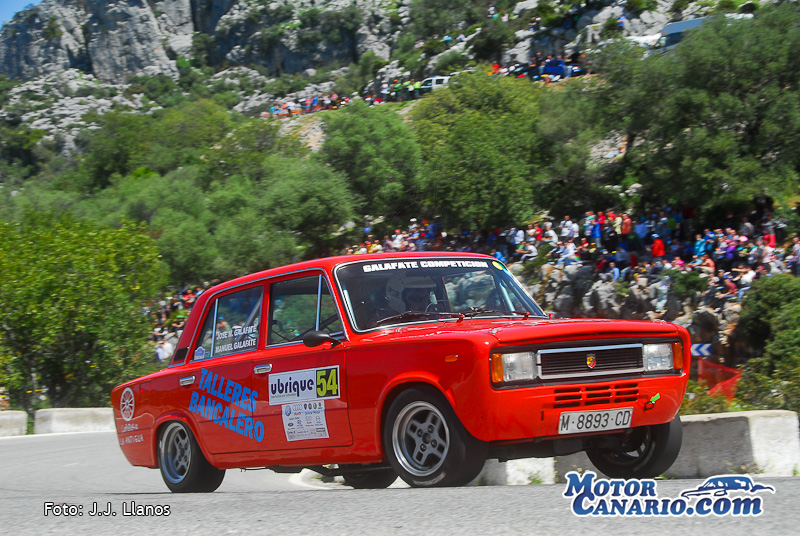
xmin=383 ymin=388 xmax=487 ymax=487
xmin=342 ymin=468 xmax=398 ymax=489
xmin=158 ymin=421 xmax=225 ymax=493
xmin=586 ymin=414 xmax=683 ymax=479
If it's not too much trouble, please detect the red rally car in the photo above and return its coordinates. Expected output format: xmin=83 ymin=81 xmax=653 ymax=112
xmin=112 ymin=252 xmax=690 ymax=491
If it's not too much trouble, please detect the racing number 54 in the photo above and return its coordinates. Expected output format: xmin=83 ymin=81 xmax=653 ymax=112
xmin=316 ymin=367 xmax=339 ymax=397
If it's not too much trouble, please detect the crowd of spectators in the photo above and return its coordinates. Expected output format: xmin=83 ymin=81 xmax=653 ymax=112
xmin=264 ymin=93 xmax=353 ymax=119
xmin=347 ymin=207 xmax=799 ymax=312
xmin=144 ymin=282 xmax=218 ymax=363
xmin=262 ymin=4 xmax=602 ymax=118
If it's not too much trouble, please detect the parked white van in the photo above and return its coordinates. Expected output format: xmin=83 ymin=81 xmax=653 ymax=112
xmin=420 ymin=76 xmax=450 ymax=94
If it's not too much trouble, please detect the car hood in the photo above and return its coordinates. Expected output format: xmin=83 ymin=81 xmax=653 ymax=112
xmin=360 ymin=317 xmax=682 ymax=344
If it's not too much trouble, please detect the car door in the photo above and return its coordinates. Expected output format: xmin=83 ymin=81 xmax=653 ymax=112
xmin=177 ymin=284 xmax=264 ymax=454
xmin=250 ymin=272 xmax=353 ymax=451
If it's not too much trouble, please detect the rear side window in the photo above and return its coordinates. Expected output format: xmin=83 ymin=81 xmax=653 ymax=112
xmin=268 ymin=274 xmax=344 ymax=346
xmin=192 ymin=286 xmax=263 ymax=360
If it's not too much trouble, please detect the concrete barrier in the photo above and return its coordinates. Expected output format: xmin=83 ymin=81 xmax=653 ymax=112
xmin=33 ymin=408 xmax=114 ymax=434
xmin=0 ymin=411 xmax=28 ymax=437
xmin=552 ymin=410 xmax=800 ymax=481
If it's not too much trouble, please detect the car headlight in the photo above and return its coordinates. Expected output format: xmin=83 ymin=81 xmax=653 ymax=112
xmin=491 ymin=352 xmax=536 ymax=384
xmin=642 ymin=343 xmax=675 ymax=371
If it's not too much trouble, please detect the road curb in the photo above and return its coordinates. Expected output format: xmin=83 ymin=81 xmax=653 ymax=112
xmin=552 ymin=410 xmax=800 ymax=481
xmin=33 ymin=408 xmax=114 ymax=434
xmin=0 ymin=411 xmax=27 ymax=437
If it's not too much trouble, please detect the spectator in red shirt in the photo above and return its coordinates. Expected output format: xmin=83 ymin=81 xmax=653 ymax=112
xmin=652 ymin=234 xmax=666 ymax=259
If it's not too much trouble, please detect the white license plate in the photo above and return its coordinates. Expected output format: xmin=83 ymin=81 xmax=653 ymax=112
xmin=558 ymin=407 xmax=633 ymax=435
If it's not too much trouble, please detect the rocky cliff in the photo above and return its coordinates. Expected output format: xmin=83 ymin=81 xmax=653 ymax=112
xmin=514 ymin=263 xmax=757 ymax=367
xmin=0 ymin=0 xmax=709 ymax=84
xmin=0 ymin=0 xmax=396 ymax=83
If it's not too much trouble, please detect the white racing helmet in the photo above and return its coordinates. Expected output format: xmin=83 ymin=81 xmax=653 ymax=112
xmin=385 ymin=276 xmax=436 ymax=312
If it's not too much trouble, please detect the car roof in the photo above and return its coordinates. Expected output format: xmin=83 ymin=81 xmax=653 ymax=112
xmin=171 ymin=252 xmax=496 ymax=358
xmin=210 ymin=251 xmax=495 ymax=291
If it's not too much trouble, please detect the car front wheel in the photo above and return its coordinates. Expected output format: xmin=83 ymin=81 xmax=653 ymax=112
xmin=158 ymin=421 xmax=225 ymax=492
xmin=384 ymin=388 xmax=486 ymax=487
xmin=586 ymin=414 xmax=683 ymax=479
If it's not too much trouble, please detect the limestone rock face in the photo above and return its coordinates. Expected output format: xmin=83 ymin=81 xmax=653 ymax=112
xmin=1 ymin=0 xmax=710 ymax=84
xmin=84 ymin=0 xmax=179 ymax=81
xmin=0 ymin=0 xmax=189 ymax=82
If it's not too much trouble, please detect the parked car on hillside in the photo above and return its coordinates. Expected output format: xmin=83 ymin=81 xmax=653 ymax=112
xmin=419 ymin=76 xmax=450 ymax=94
xmin=112 ymin=253 xmax=690 ymax=491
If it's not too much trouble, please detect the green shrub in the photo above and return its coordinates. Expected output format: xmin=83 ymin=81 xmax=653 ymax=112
xmin=470 ymin=20 xmax=514 ymax=62
xmin=680 ymin=380 xmax=731 ymax=415
xmin=672 ymin=0 xmax=690 ymax=13
xmin=191 ymin=32 xmax=216 ymax=67
xmin=320 ymin=7 xmax=363 ymax=44
xmin=434 ymin=51 xmax=469 ymax=74
xmin=421 ymin=39 xmax=446 ymax=57
xmin=42 ymin=16 xmax=62 ymax=40
xmin=625 ymin=0 xmax=658 ymax=14
xmin=737 ymin=274 xmax=800 ymax=349
xmin=268 ymin=5 xmax=295 ymax=23
xmin=299 ymin=8 xmax=321 ymax=28
xmin=661 ymin=269 xmax=706 ymax=301
xmin=520 ymin=243 xmax=554 ymax=282
xmin=600 ymin=17 xmax=622 ymax=40
xmin=715 ymin=0 xmax=739 ymax=12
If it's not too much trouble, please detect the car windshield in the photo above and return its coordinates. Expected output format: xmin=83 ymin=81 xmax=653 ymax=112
xmin=335 ymin=257 xmax=545 ymax=331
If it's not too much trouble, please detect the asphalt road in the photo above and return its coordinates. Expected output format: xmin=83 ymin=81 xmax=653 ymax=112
xmin=1 ymin=431 xmax=797 ymax=535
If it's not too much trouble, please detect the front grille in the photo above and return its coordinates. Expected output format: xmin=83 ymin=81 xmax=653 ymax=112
xmin=538 ymin=344 xmax=643 ymax=380
xmin=553 ymin=382 xmax=640 ymax=408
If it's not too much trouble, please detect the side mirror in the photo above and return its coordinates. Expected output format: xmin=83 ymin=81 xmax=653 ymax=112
xmin=303 ymin=331 xmax=343 ymax=348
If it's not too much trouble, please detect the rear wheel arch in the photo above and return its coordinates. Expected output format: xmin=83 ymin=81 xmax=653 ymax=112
xmin=153 ymin=413 xmax=214 ymax=468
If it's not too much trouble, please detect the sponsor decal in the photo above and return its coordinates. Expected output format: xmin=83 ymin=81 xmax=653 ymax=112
xmin=120 ymin=387 xmax=135 ymax=422
xmin=281 ymin=400 xmax=329 ymax=441
xmin=268 ymin=366 xmax=340 ymax=405
xmin=213 ymin=321 xmax=259 ymax=355
xmin=362 ymin=260 xmax=489 ymax=273
xmin=563 ymin=472 xmax=774 ymax=517
xmin=188 ymin=368 xmax=265 ymax=442
xmin=644 ymin=393 xmax=661 ymax=411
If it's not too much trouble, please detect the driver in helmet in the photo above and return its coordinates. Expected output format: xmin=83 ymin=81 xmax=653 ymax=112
xmin=385 ymin=276 xmax=437 ymax=312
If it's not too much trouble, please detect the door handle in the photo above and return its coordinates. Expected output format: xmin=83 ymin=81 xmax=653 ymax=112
xmin=179 ymin=375 xmax=195 ymax=386
xmin=254 ymin=364 xmax=272 ymax=375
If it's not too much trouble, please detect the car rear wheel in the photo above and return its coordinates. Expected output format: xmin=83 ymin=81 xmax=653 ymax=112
xmin=383 ymin=388 xmax=486 ymax=487
xmin=158 ymin=421 xmax=225 ymax=493
xmin=342 ymin=468 xmax=398 ymax=489
xmin=586 ymin=414 xmax=682 ymax=479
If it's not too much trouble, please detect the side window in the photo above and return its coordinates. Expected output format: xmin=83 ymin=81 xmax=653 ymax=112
xmin=192 ymin=286 xmax=263 ymax=360
xmin=268 ymin=274 xmax=344 ymax=346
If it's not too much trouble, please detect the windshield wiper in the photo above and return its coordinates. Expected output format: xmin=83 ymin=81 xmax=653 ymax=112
xmin=374 ymin=311 xmax=465 ymax=326
xmin=460 ymin=308 xmax=531 ymax=319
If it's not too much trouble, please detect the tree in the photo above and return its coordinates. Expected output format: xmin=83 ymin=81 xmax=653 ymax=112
xmin=320 ymin=101 xmax=423 ymax=223
xmin=588 ymin=4 xmax=800 ymax=217
xmin=0 ymin=213 xmax=167 ymax=415
xmin=262 ymin=155 xmax=356 ymax=257
xmin=411 ymin=72 xmax=546 ymax=228
xmin=737 ymin=274 xmax=800 ymax=349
